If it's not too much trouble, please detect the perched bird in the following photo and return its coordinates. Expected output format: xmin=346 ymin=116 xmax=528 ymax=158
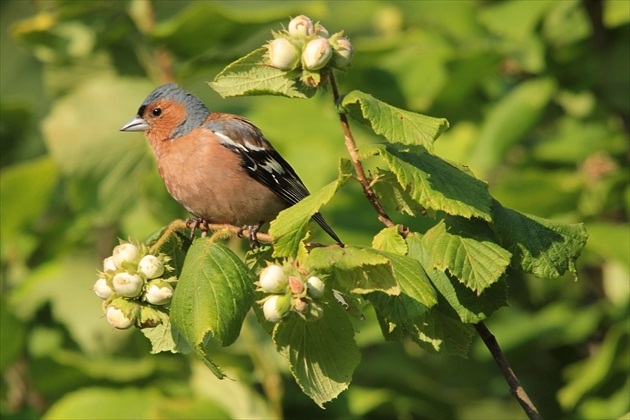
xmin=120 ymin=83 xmax=341 ymax=246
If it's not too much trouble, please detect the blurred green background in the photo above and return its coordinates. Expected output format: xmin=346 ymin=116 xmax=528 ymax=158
xmin=1 ymin=1 xmax=628 ymax=419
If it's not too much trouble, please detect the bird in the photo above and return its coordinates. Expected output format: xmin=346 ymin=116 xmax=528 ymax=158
xmin=120 ymin=83 xmax=342 ymax=247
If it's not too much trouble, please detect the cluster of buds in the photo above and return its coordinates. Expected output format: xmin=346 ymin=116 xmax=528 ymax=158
xmin=94 ymin=241 xmax=177 ymax=330
xmin=267 ymin=15 xmax=354 ymax=85
xmin=257 ymin=263 xmax=326 ymax=323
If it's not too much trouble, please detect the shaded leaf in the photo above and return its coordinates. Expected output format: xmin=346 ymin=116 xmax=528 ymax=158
xmin=372 ymin=169 xmax=426 ymax=216
xmin=491 ymin=200 xmax=588 ymax=279
xmin=270 ymin=159 xmax=350 ymax=258
xmin=341 ymin=90 xmax=449 ymax=152
xmin=308 ymin=246 xmax=399 ymax=295
xmin=363 ymin=143 xmax=493 ymax=221
xmin=411 ymin=309 xmax=476 ymax=358
xmin=170 ymin=239 xmax=255 ymax=378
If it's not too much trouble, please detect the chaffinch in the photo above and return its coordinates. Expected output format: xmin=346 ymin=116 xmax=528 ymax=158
xmin=120 ymin=83 xmax=341 ymax=246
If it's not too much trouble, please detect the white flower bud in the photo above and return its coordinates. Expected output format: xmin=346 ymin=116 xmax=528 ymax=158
xmin=105 ymin=298 xmax=139 ymax=329
xmin=288 ymin=15 xmax=314 ymax=37
xmin=315 ymin=23 xmax=329 ymax=38
xmin=138 ymin=254 xmax=164 ymax=279
xmin=112 ymin=243 xmax=139 ymax=269
xmin=268 ymin=38 xmax=300 ymax=70
xmin=332 ymin=38 xmax=354 ymax=68
xmin=259 ymin=264 xmax=287 ymax=293
xmin=306 ymin=276 xmax=325 ymax=298
xmin=144 ymin=280 xmax=174 ymax=305
xmin=106 ymin=306 xmax=134 ymax=329
xmin=302 ymin=38 xmax=333 ymax=70
xmin=112 ymin=272 xmax=144 ymax=298
xmin=93 ymin=278 xmax=114 ymax=300
xmin=103 ymin=256 xmax=117 ymax=272
xmin=262 ymin=294 xmax=291 ymax=323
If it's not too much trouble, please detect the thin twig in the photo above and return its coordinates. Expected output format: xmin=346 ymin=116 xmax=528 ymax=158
xmin=149 ymin=219 xmax=273 ymax=254
xmin=474 ymin=322 xmax=543 ymax=420
xmin=328 ymin=72 xmax=396 ymax=228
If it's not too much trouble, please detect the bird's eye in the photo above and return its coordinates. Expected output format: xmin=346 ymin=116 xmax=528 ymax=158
xmin=152 ymin=107 xmax=162 ymax=117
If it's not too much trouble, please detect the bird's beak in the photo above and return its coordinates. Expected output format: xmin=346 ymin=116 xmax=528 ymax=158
xmin=120 ymin=116 xmax=149 ymax=132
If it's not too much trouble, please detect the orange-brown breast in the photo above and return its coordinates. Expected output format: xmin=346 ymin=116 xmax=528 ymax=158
xmin=146 ymin=124 xmax=287 ymax=225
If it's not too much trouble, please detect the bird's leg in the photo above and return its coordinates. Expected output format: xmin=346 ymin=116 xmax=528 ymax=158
xmin=238 ymin=222 xmax=263 ymax=248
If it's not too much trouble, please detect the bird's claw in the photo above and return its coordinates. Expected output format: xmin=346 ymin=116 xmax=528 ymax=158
xmin=186 ymin=218 xmax=209 ymax=240
xmin=238 ymin=224 xmax=262 ymax=249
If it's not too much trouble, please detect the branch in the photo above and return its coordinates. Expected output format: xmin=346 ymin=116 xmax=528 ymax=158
xmin=474 ymin=322 xmax=542 ymax=420
xmin=149 ymin=219 xmax=272 ymax=254
xmin=328 ymin=72 xmax=396 ymax=228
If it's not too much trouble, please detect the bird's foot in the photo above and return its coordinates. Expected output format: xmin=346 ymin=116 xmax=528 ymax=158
xmin=186 ymin=217 xmax=210 ymax=240
xmin=237 ymin=223 xmax=262 ymax=248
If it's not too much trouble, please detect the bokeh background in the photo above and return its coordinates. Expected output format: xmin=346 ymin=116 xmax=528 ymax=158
xmin=1 ymin=1 xmax=628 ymax=419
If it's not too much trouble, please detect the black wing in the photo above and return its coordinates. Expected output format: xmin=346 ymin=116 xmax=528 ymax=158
xmin=205 ymin=117 xmax=342 ymax=244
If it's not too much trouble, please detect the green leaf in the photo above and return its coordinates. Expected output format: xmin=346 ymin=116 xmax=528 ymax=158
xmin=371 ymin=226 xmax=408 ymax=254
xmin=372 ymin=170 xmax=426 ymax=216
xmin=340 ymin=90 xmax=449 ymax=152
xmin=410 ymin=309 xmax=476 ymax=358
xmin=421 ymin=219 xmax=512 ymax=294
xmin=363 ymin=143 xmax=493 ymax=221
xmin=270 ymin=159 xmax=350 ymax=258
xmin=368 ymin=250 xmax=438 ymax=338
xmin=141 ymin=317 xmax=191 ymax=355
xmin=308 ymin=246 xmax=399 ymax=295
xmin=273 ymin=300 xmax=360 ymax=407
xmin=491 ymin=200 xmax=588 ymax=279
xmin=407 ymin=233 xmax=509 ymax=323
xmin=209 ymin=48 xmax=316 ymax=99
xmin=170 ymin=239 xmax=255 ymax=378
xmin=144 ymin=225 xmax=191 ymax=275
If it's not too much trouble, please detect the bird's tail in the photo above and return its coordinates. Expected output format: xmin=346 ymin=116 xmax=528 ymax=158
xmin=312 ymin=212 xmax=343 ymax=245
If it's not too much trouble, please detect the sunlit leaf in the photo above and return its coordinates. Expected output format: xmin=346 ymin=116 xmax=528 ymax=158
xmin=341 ymin=90 xmax=449 ymax=152
xmin=273 ymin=299 xmax=360 ymax=407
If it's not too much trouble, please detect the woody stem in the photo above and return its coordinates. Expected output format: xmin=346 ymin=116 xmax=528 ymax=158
xmin=328 ymin=72 xmax=395 ymax=228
